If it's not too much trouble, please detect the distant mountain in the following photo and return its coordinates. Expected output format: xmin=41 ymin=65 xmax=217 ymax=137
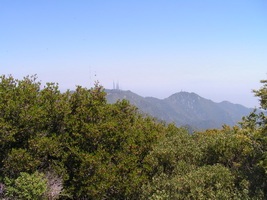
xmin=105 ymin=89 xmax=253 ymax=130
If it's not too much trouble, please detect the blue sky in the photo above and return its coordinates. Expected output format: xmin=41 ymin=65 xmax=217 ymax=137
xmin=1 ymin=0 xmax=267 ymax=107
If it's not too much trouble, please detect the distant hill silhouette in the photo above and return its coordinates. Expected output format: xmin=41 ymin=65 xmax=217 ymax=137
xmin=105 ymin=89 xmax=253 ymax=130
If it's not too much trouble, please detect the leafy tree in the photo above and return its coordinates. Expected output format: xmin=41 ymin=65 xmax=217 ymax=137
xmin=0 ymin=75 xmax=167 ymax=199
xmin=239 ymin=79 xmax=267 ymax=197
xmin=141 ymin=124 xmax=265 ymax=199
xmin=62 ymin=86 xmax=166 ymax=199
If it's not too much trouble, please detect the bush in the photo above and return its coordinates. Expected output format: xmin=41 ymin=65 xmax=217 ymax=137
xmin=4 ymin=171 xmax=47 ymax=200
xmin=0 ymin=75 xmax=167 ymax=199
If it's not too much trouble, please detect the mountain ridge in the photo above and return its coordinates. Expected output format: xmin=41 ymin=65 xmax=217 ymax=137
xmin=105 ymin=89 xmax=253 ymax=130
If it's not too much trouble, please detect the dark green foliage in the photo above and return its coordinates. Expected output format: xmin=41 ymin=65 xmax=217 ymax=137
xmin=141 ymin=125 xmax=265 ymax=199
xmin=1 ymin=75 xmax=267 ymax=199
xmin=239 ymin=79 xmax=267 ymax=196
xmin=0 ymin=75 xmax=166 ymax=199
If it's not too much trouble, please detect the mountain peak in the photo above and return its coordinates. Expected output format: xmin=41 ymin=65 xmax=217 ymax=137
xmin=167 ymin=91 xmax=203 ymax=102
xmin=105 ymin=89 xmax=252 ymax=129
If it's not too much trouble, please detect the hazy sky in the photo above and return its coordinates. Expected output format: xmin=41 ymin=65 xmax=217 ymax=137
xmin=1 ymin=0 xmax=267 ymax=107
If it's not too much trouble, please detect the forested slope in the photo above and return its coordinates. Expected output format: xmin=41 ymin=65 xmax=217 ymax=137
xmin=106 ymin=89 xmax=253 ymax=129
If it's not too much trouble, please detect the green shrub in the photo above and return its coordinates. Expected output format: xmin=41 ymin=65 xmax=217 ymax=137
xmin=4 ymin=171 xmax=48 ymax=200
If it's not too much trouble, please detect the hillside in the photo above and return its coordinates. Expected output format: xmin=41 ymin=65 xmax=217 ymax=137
xmin=106 ymin=89 xmax=253 ymax=129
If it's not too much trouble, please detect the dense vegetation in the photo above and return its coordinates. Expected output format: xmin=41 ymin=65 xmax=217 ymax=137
xmin=0 ymin=75 xmax=266 ymax=199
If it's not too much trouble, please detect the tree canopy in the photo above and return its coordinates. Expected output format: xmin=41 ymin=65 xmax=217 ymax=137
xmin=0 ymin=75 xmax=266 ymax=199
